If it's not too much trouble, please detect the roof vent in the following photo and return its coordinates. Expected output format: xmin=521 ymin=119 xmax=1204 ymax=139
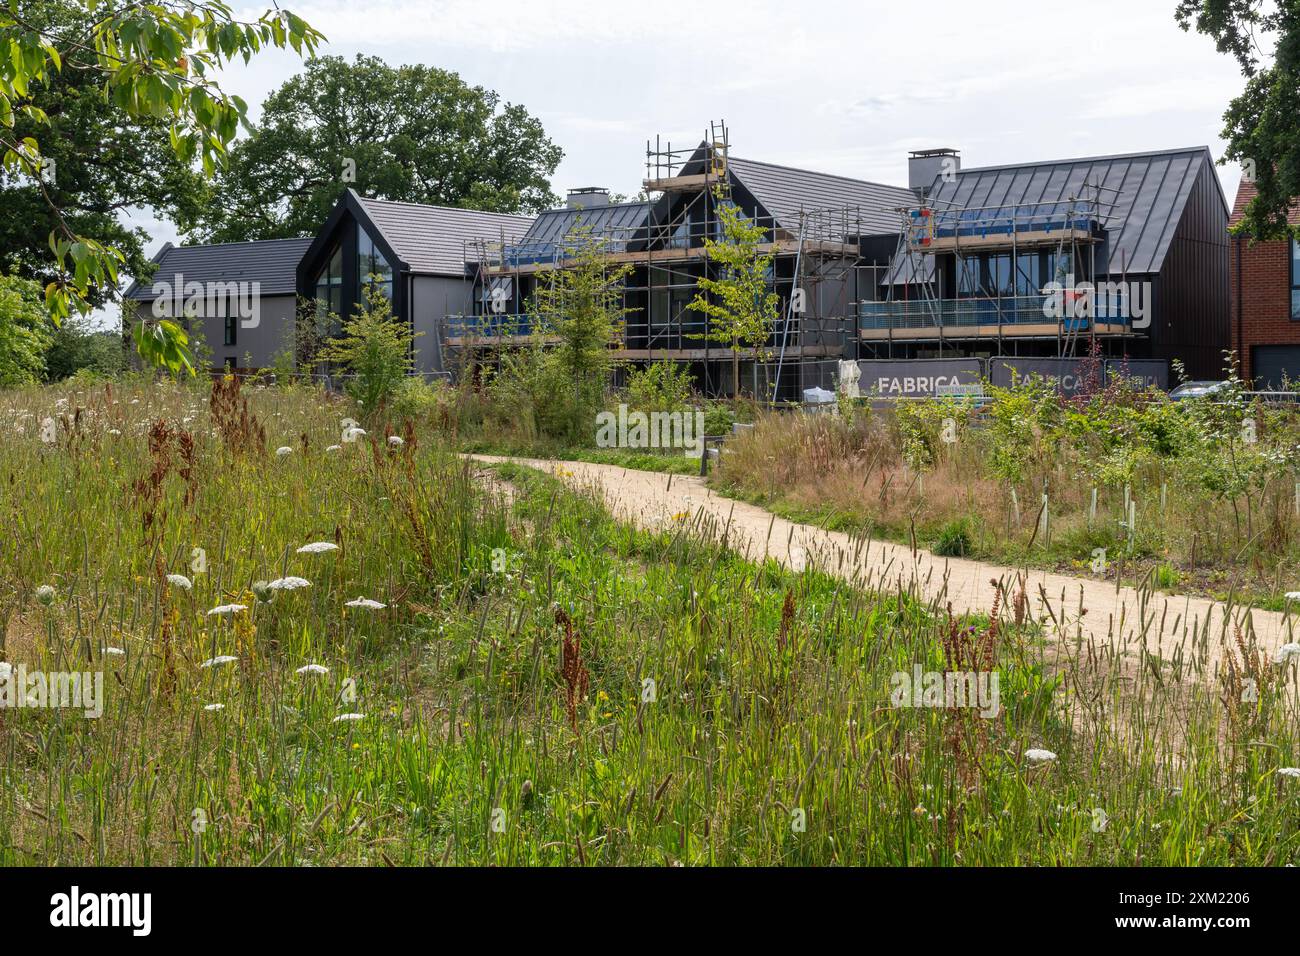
xmin=566 ymin=187 xmax=610 ymax=210
xmin=908 ymin=148 xmax=960 ymax=198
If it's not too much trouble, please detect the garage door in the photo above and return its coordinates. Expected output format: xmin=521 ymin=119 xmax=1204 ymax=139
xmin=1252 ymin=345 xmax=1300 ymax=390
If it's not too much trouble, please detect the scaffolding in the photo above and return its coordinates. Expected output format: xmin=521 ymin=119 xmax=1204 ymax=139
xmin=860 ymin=180 xmax=1133 ymax=361
xmin=447 ymin=120 xmax=885 ymax=399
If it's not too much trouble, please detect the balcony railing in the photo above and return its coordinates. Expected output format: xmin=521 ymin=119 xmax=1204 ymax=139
xmin=931 ymin=203 xmax=1099 ymax=241
xmin=860 ymin=295 xmax=1134 ymax=331
xmin=445 ymin=311 xmax=824 ymax=352
xmin=444 ymin=313 xmax=545 ymax=339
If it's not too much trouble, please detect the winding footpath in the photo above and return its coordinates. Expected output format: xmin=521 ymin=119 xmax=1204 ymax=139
xmin=472 ymin=455 xmax=1299 ymax=676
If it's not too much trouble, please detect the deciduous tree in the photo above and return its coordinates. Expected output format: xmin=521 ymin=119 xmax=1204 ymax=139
xmin=1177 ymin=0 xmax=1300 ymax=238
xmin=0 ymin=0 xmax=324 ymax=372
xmin=186 ymin=55 xmax=563 ymax=243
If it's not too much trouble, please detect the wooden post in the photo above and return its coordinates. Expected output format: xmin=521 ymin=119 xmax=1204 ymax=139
xmin=1039 ymin=487 xmax=1050 ymax=547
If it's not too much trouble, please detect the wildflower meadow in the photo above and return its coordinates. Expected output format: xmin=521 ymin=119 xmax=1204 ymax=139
xmin=2 ymin=375 xmax=1299 ymax=867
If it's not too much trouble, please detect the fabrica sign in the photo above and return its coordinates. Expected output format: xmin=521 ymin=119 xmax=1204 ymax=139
xmin=992 ymin=357 xmax=1169 ymax=396
xmin=990 ymin=358 xmax=1089 ymax=397
xmin=858 ymin=359 xmax=983 ymax=398
xmin=1105 ymin=359 xmax=1168 ymax=391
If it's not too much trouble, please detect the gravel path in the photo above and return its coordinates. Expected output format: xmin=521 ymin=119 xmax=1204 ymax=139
xmin=472 ymin=455 xmax=1300 ymax=674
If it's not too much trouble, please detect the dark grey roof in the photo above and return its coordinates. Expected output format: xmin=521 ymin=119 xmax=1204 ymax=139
xmin=726 ymin=156 xmax=916 ymax=237
xmin=926 ymin=146 xmax=1224 ymax=274
xmin=124 ymin=238 xmax=312 ymax=299
xmin=512 ymin=202 xmax=649 ymax=262
xmin=355 ymin=196 xmax=533 ymax=276
xmin=886 ymin=146 xmax=1225 ymax=285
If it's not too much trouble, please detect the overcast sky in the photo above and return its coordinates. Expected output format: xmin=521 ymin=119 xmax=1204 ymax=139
xmin=127 ymin=0 xmax=1250 ymax=267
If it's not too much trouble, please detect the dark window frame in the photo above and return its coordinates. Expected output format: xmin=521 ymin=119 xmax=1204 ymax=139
xmin=356 ymin=224 xmax=393 ymax=304
xmin=1290 ymin=237 xmax=1300 ymax=321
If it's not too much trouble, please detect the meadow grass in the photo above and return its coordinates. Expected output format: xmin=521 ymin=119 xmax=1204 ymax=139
xmin=1 ymin=379 xmax=1298 ymax=866
xmin=709 ymin=401 xmax=1300 ymax=610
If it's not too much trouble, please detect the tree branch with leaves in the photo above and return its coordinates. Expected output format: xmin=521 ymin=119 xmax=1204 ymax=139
xmin=1177 ymin=0 xmax=1300 ymax=238
xmin=0 ymin=0 xmax=324 ymax=373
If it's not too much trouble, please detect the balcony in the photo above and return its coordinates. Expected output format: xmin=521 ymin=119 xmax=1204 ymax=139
xmin=909 ymin=199 xmax=1102 ymax=253
xmin=444 ymin=311 xmax=846 ymax=360
xmin=859 ymin=295 xmax=1135 ymax=341
xmin=443 ymin=313 xmax=549 ymax=344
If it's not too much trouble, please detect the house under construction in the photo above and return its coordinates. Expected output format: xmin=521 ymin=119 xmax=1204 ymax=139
xmin=449 ymin=122 xmax=915 ymax=399
xmin=123 ymin=124 xmax=1232 ymax=387
xmin=866 ymin=146 xmax=1230 ymax=379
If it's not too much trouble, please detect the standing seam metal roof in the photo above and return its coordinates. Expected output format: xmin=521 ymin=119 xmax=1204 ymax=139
xmin=517 ymin=201 xmax=650 ymax=253
xmin=924 ymin=147 xmax=1222 ymax=275
xmin=887 ymin=146 xmax=1223 ymax=284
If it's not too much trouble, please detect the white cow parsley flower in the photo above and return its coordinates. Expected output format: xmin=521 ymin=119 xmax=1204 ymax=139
xmin=267 ymin=576 xmax=311 ymax=591
xmin=206 ymin=604 xmax=247 ymax=617
xmin=297 ymin=542 xmax=339 ymax=554
xmin=200 ymin=655 xmax=238 ymax=669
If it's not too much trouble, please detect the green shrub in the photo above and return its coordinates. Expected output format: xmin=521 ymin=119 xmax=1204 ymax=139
xmin=703 ymin=402 xmax=735 ymax=436
xmin=933 ymin=518 xmax=973 ymax=557
xmin=0 ymin=274 xmax=53 ymax=387
xmin=626 ymin=360 xmax=694 ymax=412
xmin=317 ymin=282 xmax=416 ymax=418
xmin=392 ymin=377 xmax=449 ymax=421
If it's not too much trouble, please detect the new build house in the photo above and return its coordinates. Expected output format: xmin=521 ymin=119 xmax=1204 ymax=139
xmin=870 ymin=146 xmax=1231 ymax=380
xmin=122 ymin=125 xmax=1235 ymax=390
xmin=125 ymin=190 xmax=531 ymax=375
xmin=455 ymin=132 xmax=915 ymax=399
xmin=123 ymin=237 xmax=312 ymax=371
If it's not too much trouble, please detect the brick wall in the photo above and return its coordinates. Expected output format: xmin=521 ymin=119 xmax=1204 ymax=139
xmin=1228 ymin=179 xmax=1300 ymax=381
xmin=1230 ymin=236 xmax=1297 ymax=381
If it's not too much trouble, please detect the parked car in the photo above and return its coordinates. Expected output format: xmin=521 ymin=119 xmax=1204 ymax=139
xmin=1169 ymin=380 xmax=1230 ymax=401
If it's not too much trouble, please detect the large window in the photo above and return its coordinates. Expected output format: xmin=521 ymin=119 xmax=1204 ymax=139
xmin=952 ymin=250 xmax=1074 ymax=299
xmin=956 ymin=258 xmax=980 ymax=296
xmin=314 ymin=245 xmax=344 ymax=319
xmin=670 ymin=215 xmax=693 ymax=250
xmin=1048 ymin=250 xmax=1074 ymax=285
xmin=1292 ymin=239 xmax=1300 ymax=321
xmin=984 ymin=254 xmax=1014 ymax=297
xmin=1015 ymin=252 xmax=1042 ymax=296
xmin=357 ymin=225 xmax=393 ymax=302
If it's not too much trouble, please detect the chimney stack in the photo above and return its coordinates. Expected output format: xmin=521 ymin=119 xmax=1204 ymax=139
xmin=908 ymin=148 xmax=960 ymax=198
xmin=566 ymin=187 xmax=611 ymax=210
